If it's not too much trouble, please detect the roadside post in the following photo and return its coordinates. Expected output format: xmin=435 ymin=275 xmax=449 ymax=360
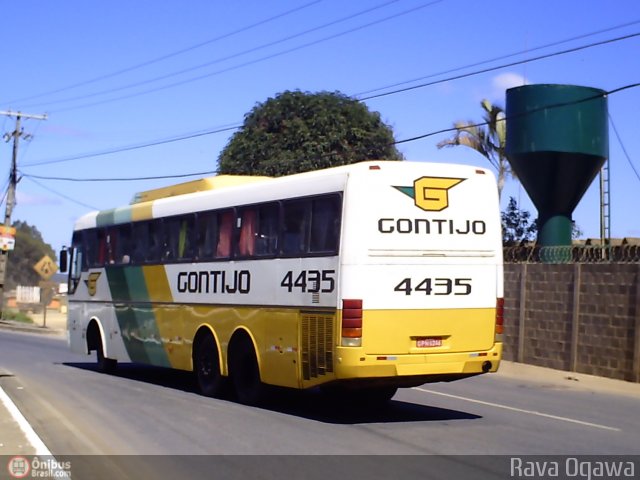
xmin=33 ymin=255 xmax=58 ymax=328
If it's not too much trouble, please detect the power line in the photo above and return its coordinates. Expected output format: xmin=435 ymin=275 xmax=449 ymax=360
xmin=20 ymin=83 xmax=640 ymax=175
xmin=394 ymin=83 xmax=640 ymax=145
xmin=22 ymin=170 xmax=218 ymax=183
xmin=20 ymin=29 xmax=640 ymax=168
xmin=23 ymin=0 xmax=405 ymax=110
xmin=36 ymin=0 xmax=445 ymax=113
xmin=609 ymin=114 xmax=640 ymax=184
xmin=355 ymin=18 xmax=640 ymax=98
xmin=359 ymin=32 xmax=640 ymax=101
xmin=20 ymin=83 xmax=640 ymax=184
xmin=1 ymin=0 xmax=325 ymax=106
xmin=23 ymin=124 xmax=241 ymax=167
xmin=22 ymin=176 xmax=99 ymax=211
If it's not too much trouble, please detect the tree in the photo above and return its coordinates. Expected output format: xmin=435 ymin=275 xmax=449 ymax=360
xmin=437 ymin=99 xmax=511 ymax=199
xmin=501 ymin=197 xmax=583 ymax=246
xmin=218 ymin=90 xmax=403 ymax=176
xmin=501 ymin=197 xmax=537 ymax=246
xmin=6 ymin=220 xmax=56 ymax=290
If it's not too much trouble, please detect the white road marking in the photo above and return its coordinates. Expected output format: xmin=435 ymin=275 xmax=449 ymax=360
xmin=0 ymin=385 xmax=52 ymax=455
xmin=0 ymin=385 xmax=70 ymax=478
xmin=413 ymin=387 xmax=621 ymax=432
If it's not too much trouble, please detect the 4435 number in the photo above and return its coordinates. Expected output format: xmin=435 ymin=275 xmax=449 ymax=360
xmin=281 ymin=269 xmax=336 ymax=293
xmin=394 ymin=277 xmax=471 ymax=296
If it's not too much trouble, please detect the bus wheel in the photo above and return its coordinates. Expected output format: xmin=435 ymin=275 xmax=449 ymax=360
xmin=96 ymin=336 xmax=117 ymax=373
xmin=194 ymin=334 xmax=226 ymax=398
xmin=229 ymin=337 xmax=268 ymax=406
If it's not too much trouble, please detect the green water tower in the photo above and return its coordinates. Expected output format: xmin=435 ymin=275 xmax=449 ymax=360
xmin=505 ymin=84 xmax=608 ymax=247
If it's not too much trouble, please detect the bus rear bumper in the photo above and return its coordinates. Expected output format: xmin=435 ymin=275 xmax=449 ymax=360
xmin=332 ymin=343 xmax=502 ymax=385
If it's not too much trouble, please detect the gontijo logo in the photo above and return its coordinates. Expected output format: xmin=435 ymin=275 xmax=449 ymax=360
xmin=393 ymin=176 xmax=465 ymax=212
xmin=84 ymin=272 xmax=101 ymax=296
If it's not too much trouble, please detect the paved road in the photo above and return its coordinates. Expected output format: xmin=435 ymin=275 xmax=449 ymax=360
xmin=1 ymin=327 xmax=639 ymax=478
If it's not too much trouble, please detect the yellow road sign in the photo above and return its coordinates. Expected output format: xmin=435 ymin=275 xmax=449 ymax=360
xmin=34 ymin=255 xmax=58 ymax=280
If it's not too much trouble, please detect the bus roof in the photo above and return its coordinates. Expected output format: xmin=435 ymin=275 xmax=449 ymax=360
xmin=130 ymin=175 xmax=271 ymax=204
xmin=73 ymin=161 xmax=494 ymax=231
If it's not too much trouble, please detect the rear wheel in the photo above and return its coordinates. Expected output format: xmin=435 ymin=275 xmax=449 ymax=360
xmin=194 ymin=334 xmax=226 ymax=398
xmin=229 ymin=337 xmax=269 ymax=406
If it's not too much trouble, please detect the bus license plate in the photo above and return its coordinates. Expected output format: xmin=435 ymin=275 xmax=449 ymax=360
xmin=416 ymin=337 xmax=442 ymax=348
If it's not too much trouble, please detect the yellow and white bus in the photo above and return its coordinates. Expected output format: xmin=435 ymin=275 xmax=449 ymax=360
xmin=61 ymin=161 xmax=504 ymax=405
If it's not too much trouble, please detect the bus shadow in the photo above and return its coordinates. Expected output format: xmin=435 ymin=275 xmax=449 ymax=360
xmin=265 ymin=388 xmax=481 ymax=424
xmin=62 ymin=362 xmax=481 ymax=425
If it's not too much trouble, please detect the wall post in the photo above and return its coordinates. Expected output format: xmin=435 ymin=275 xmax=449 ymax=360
xmin=633 ymin=264 xmax=640 ymax=382
xmin=517 ymin=264 xmax=527 ymax=363
xmin=570 ymin=263 xmax=582 ymax=372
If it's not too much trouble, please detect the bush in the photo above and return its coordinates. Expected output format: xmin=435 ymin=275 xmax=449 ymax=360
xmin=2 ymin=310 xmax=34 ymax=323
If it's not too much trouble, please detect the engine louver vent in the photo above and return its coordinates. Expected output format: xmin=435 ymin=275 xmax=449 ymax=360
xmin=301 ymin=313 xmax=334 ymax=380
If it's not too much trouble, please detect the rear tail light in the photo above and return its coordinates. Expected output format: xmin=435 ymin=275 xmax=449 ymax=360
xmin=341 ymin=299 xmax=362 ymax=347
xmin=495 ymin=297 xmax=504 ymax=338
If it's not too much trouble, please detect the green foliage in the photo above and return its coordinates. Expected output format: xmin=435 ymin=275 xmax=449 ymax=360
xmin=437 ymin=99 xmax=511 ymax=198
xmin=1 ymin=310 xmax=33 ymax=323
xmin=501 ymin=197 xmax=537 ymax=246
xmin=218 ymin=90 xmax=403 ymax=176
xmin=6 ymin=220 xmax=56 ymax=290
xmin=501 ymin=197 xmax=584 ymax=245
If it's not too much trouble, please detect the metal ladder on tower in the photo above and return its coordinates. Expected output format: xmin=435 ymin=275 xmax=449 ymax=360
xmin=599 ymin=157 xmax=611 ymax=259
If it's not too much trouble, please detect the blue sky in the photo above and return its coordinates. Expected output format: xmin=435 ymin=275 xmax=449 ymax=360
xmin=1 ymin=0 xmax=639 ymax=254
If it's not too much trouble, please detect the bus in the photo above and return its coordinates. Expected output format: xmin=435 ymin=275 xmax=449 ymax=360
xmin=60 ymin=161 xmax=504 ymax=405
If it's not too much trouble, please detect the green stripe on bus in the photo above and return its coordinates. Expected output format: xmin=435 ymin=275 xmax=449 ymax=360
xmin=96 ymin=209 xmax=116 ymax=227
xmin=106 ymin=266 xmax=171 ymax=367
xmin=113 ymin=207 xmax=132 ymax=225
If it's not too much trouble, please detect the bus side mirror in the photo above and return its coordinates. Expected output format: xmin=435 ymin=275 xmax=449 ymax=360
xmin=59 ymin=247 xmax=68 ymax=273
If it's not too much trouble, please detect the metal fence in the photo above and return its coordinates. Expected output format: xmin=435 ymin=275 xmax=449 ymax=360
xmin=503 ymin=244 xmax=640 ymax=264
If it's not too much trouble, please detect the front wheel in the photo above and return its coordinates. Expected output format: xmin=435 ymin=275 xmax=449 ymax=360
xmin=96 ymin=336 xmax=117 ymax=373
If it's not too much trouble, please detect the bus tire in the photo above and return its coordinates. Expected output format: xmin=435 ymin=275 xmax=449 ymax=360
xmin=96 ymin=336 xmax=117 ymax=374
xmin=229 ymin=336 xmax=268 ymax=406
xmin=194 ymin=334 xmax=226 ymax=398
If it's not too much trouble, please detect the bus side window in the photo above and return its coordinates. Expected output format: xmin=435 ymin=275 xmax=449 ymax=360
xmin=106 ymin=228 xmax=118 ymax=264
xmin=97 ymin=229 xmax=107 ymax=265
xmin=131 ymin=221 xmax=149 ymax=264
xmin=196 ymin=212 xmax=217 ymax=260
xmin=238 ymin=208 xmax=257 ymax=257
xmin=159 ymin=218 xmax=175 ymax=260
xmin=177 ymin=215 xmax=196 ymax=260
xmin=237 ymin=203 xmax=279 ymax=257
xmin=216 ymin=210 xmax=234 ymax=258
xmin=117 ymin=224 xmax=132 ymax=264
xmin=310 ymin=195 xmax=341 ymax=253
xmin=84 ymin=229 xmax=98 ymax=268
xmin=147 ymin=220 xmax=163 ymax=263
xmin=282 ymin=200 xmax=309 ymax=255
xmin=256 ymin=203 xmax=279 ymax=256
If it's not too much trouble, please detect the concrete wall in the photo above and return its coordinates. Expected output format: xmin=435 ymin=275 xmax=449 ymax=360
xmin=504 ymin=263 xmax=640 ymax=382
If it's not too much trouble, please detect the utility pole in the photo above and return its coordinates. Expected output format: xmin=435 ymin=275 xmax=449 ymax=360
xmin=0 ymin=111 xmax=47 ymax=317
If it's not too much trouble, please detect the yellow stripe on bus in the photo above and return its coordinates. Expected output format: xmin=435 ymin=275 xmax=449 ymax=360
xmin=141 ymin=265 xmax=192 ymax=369
xmin=130 ymin=201 xmax=154 ymax=222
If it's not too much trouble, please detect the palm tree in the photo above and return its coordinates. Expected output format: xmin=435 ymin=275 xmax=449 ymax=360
xmin=437 ymin=99 xmax=510 ymax=199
